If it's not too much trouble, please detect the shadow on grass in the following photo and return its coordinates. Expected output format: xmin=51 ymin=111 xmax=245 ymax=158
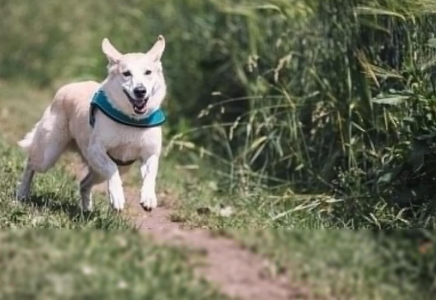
xmin=27 ymin=192 xmax=80 ymax=216
xmin=23 ymin=191 xmax=124 ymax=228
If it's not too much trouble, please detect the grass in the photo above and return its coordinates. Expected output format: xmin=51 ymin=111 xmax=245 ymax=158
xmin=158 ymin=147 xmax=436 ymax=299
xmin=0 ymin=230 xmax=225 ymax=300
xmin=159 ymin=157 xmax=358 ymax=230
xmin=237 ymin=230 xmax=435 ymax=300
xmin=162 ymin=170 xmax=436 ymax=299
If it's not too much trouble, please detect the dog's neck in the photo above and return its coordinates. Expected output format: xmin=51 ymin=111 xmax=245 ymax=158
xmin=89 ymin=89 xmax=166 ymax=128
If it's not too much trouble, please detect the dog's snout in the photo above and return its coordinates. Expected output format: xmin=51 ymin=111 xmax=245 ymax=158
xmin=133 ymin=85 xmax=147 ymax=98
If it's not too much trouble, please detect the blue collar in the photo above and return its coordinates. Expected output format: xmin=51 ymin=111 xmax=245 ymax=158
xmin=89 ymin=90 xmax=166 ymax=128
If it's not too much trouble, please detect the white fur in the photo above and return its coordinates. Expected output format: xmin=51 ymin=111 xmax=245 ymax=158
xmin=16 ymin=36 xmax=167 ymax=212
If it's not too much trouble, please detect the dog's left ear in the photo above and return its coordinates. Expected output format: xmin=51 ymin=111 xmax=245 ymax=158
xmin=146 ymin=35 xmax=165 ymax=62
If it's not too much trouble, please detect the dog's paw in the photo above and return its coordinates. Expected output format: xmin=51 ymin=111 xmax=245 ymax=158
xmin=108 ymin=178 xmax=125 ymax=211
xmin=109 ymin=193 xmax=125 ymax=211
xmin=81 ymin=197 xmax=93 ymax=212
xmin=15 ymin=187 xmax=29 ymax=201
xmin=140 ymin=190 xmax=157 ymax=212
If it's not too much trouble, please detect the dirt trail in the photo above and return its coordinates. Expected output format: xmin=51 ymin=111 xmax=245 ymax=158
xmin=134 ymin=203 xmax=308 ymax=300
xmin=72 ymin=163 xmax=310 ymax=300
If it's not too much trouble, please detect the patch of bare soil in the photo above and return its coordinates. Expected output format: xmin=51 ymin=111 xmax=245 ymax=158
xmin=71 ymin=162 xmax=310 ymax=300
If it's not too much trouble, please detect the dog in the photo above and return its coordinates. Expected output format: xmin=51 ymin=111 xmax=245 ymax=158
xmin=16 ymin=36 xmax=167 ymax=212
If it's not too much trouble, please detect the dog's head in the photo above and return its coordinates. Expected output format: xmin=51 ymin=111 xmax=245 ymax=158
xmin=101 ymin=36 xmax=166 ymax=117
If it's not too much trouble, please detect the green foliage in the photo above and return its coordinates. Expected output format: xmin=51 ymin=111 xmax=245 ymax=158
xmin=167 ymin=0 xmax=436 ymax=228
xmin=0 ymin=230 xmax=225 ymax=300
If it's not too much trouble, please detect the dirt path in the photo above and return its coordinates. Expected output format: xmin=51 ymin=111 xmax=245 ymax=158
xmin=71 ymin=162 xmax=309 ymax=300
xmin=135 ymin=204 xmax=308 ymax=300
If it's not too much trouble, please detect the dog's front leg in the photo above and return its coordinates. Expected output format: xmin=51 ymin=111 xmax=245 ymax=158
xmin=139 ymin=154 xmax=159 ymax=211
xmin=87 ymin=142 xmax=125 ymax=211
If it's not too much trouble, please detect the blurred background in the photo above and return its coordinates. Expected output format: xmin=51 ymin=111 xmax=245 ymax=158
xmin=0 ymin=0 xmax=436 ymax=298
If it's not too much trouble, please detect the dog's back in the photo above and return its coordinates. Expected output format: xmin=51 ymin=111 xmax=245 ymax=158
xmin=18 ymin=81 xmax=99 ymax=171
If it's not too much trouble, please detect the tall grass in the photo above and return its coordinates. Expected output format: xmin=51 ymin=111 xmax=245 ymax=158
xmin=171 ymin=0 xmax=436 ymax=228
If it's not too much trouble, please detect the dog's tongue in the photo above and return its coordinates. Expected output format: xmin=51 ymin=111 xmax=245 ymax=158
xmin=134 ymin=104 xmax=147 ymax=114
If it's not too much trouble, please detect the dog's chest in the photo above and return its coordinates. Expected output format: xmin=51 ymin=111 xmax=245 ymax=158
xmin=91 ymin=110 xmax=162 ymax=163
xmin=99 ymin=125 xmax=161 ymax=162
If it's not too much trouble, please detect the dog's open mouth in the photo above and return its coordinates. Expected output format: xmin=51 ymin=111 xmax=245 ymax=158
xmin=133 ymin=102 xmax=147 ymax=114
xmin=123 ymin=90 xmax=149 ymax=115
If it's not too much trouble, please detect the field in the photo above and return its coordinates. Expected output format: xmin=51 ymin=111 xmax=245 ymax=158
xmin=1 ymin=0 xmax=436 ymax=299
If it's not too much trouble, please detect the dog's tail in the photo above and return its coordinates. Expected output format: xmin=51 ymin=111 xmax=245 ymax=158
xmin=18 ymin=121 xmax=40 ymax=152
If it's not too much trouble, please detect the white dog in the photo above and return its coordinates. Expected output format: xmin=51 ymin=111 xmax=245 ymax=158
xmin=16 ymin=36 xmax=167 ymax=212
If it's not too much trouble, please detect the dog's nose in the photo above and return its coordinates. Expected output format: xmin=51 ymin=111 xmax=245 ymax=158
xmin=133 ymin=86 xmax=147 ymax=98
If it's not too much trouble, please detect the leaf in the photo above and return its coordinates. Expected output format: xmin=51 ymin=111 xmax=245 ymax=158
xmin=428 ymin=38 xmax=436 ymax=49
xmin=378 ymin=172 xmax=394 ymax=184
xmin=372 ymin=95 xmax=409 ymax=105
xmin=377 ymin=166 xmax=402 ymax=184
xmin=254 ymin=4 xmax=282 ymax=13
xmin=409 ymin=141 xmax=428 ymax=172
xmin=415 ymin=132 xmax=436 ymax=141
xmin=247 ymin=136 xmax=268 ymax=154
xmin=354 ymin=7 xmax=406 ymax=21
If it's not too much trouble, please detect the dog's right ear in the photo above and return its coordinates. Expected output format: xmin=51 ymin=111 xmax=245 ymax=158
xmin=102 ymin=38 xmax=122 ymax=65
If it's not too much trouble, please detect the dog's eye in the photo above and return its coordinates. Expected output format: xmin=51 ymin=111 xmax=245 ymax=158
xmin=145 ymin=70 xmax=152 ymax=75
xmin=122 ymin=71 xmax=132 ymax=77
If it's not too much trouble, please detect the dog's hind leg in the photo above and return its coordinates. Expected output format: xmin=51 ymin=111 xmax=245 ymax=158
xmin=16 ymin=135 xmax=69 ymax=201
xmin=23 ymin=105 xmax=71 ymax=173
xmin=80 ymin=170 xmax=104 ymax=212
xmin=16 ymin=160 xmax=35 ymax=200
xmin=17 ymin=104 xmax=71 ymax=200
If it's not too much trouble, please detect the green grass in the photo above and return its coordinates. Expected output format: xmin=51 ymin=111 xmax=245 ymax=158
xmin=236 ymin=230 xmax=435 ymax=300
xmin=156 ymin=155 xmax=436 ymax=299
xmin=0 ymin=230 xmax=225 ymax=300
xmin=157 ymin=158 xmax=350 ymax=230
xmin=162 ymin=167 xmax=436 ymax=299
